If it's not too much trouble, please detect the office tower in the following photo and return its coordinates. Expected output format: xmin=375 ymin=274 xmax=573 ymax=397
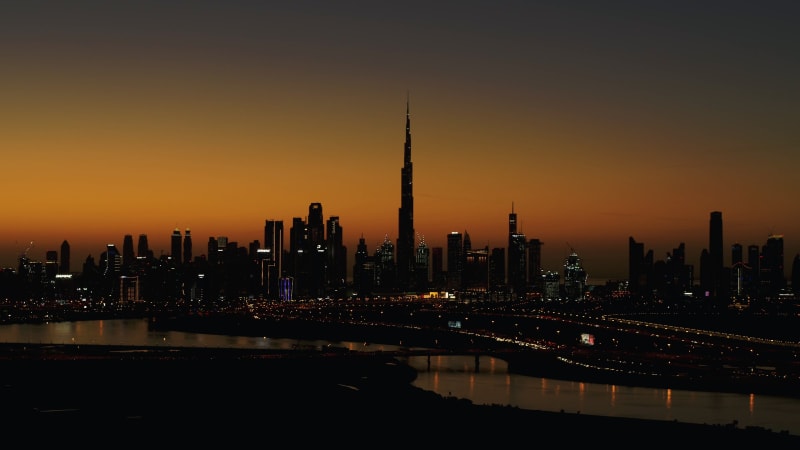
xmin=59 ymin=240 xmax=70 ymax=274
xmin=629 ymin=237 xmax=645 ymax=293
xmin=528 ymin=238 xmax=543 ymax=292
xmin=414 ymin=234 xmax=429 ymax=292
xmin=122 ymin=235 xmax=135 ymax=268
xmin=289 ymin=217 xmax=306 ymax=283
xmin=747 ymin=244 xmax=760 ymax=296
xmin=207 ymin=237 xmax=218 ymax=265
xmin=103 ymin=244 xmax=121 ymax=278
xmin=792 ymin=254 xmax=800 ymax=296
xmin=45 ymin=250 xmax=58 ymax=281
xmin=708 ymin=211 xmax=724 ymax=298
xmin=326 ymin=216 xmax=346 ymax=294
xmin=306 ymin=203 xmax=326 ymax=297
xmin=463 ymin=243 xmax=489 ymax=293
xmin=563 ymin=250 xmax=587 ymax=301
xmin=489 ymin=247 xmax=505 ymax=293
xmin=669 ymin=242 xmax=691 ymax=295
xmin=137 ymin=234 xmax=149 ymax=259
xmin=446 ymin=232 xmax=463 ymax=291
xmin=731 ymin=243 xmax=743 ymax=266
xmin=761 ymin=234 xmax=785 ymax=297
xmin=216 ymin=236 xmax=228 ymax=262
xmin=171 ymin=228 xmax=182 ymax=265
xmin=183 ymin=229 xmax=192 ymax=265
xmin=507 ymin=204 xmax=527 ymax=297
xmin=396 ymin=97 xmax=415 ymax=292
xmin=264 ymin=220 xmax=284 ymax=299
xmin=373 ymin=235 xmax=396 ymax=291
xmin=353 ymin=235 xmax=371 ymax=298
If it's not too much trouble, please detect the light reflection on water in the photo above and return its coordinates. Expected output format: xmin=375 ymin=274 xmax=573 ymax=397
xmin=403 ymin=354 xmax=800 ymax=436
xmin=1 ymin=318 xmax=799 ymax=436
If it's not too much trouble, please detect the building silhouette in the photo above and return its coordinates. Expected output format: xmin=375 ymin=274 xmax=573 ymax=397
xmin=183 ymin=229 xmax=192 ymax=265
xmin=446 ymin=231 xmax=463 ymax=291
xmin=59 ymin=240 xmax=70 ymax=274
xmin=396 ymin=97 xmax=415 ymax=293
xmin=171 ymin=228 xmax=182 ymax=266
xmin=414 ymin=234 xmax=430 ymax=292
xmin=137 ymin=234 xmax=150 ymax=260
xmin=507 ymin=203 xmax=527 ymax=297
xmin=706 ymin=211 xmax=724 ymax=299
xmin=761 ymin=234 xmax=785 ymax=297
xmin=122 ymin=234 xmax=135 ymax=269
xmin=326 ymin=215 xmax=347 ymax=296
xmin=263 ymin=220 xmax=284 ymax=299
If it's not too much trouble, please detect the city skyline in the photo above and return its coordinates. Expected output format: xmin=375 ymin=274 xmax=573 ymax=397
xmin=3 ymin=2 xmax=799 ymax=282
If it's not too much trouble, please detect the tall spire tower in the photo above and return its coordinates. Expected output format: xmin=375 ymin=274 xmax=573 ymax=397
xmin=397 ymin=94 xmax=415 ymax=292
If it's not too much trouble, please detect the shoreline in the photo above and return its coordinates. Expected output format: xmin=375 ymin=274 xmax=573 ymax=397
xmin=0 ymin=341 xmax=797 ymax=443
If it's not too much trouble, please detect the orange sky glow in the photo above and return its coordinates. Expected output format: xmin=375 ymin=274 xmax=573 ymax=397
xmin=2 ymin=2 xmax=799 ymax=283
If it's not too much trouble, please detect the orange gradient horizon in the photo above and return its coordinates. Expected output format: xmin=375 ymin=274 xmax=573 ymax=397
xmin=2 ymin=2 xmax=799 ymax=283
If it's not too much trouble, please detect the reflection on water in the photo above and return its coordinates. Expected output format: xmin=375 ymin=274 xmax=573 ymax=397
xmin=1 ymin=319 xmax=799 ymax=436
xmin=402 ymin=355 xmax=800 ymax=436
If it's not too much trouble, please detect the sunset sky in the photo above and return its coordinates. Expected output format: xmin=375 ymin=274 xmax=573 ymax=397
xmin=2 ymin=1 xmax=799 ymax=283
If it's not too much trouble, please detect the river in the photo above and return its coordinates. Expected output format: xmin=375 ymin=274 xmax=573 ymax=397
xmin=1 ymin=318 xmax=798 ymax=436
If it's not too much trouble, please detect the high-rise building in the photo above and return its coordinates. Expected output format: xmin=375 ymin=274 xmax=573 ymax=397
xmin=396 ymin=97 xmax=415 ymax=292
xmin=326 ymin=215 xmax=346 ymax=294
xmin=528 ymin=238 xmax=543 ymax=292
xmin=414 ymin=234 xmax=429 ymax=292
xmin=708 ymin=211 xmax=724 ymax=298
xmin=171 ymin=228 xmax=182 ymax=265
xmin=446 ymin=232 xmax=463 ymax=291
xmin=137 ymin=234 xmax=149 ymax=259
xmin=376 ymin=235 xmax=396 ymax=291
xmin=628 ymin=237 xmax=646 ymax=293
xmin=183 ymin=229 xmax=192 ymax=264
xmin=463 ymin=238 xmax=489 ymax=293
xmin=59 ymin=240 xmax=70 ymax=274
xmin=507 ymin=203 xmax=527 ymax=297
xmin=307 ymin=203 xmax=326 ymax=297
xmin=761 ymin=234 xmax=785 ymax=297
xmin=122 ymin=234 xmax=135 ymax=268
xmin=489 ymin=247 xmax=505 ymax=293
xmin=563 ymin=250 xmax=587 ymax=301
xmin=264 ymin=220 xmax=284 ymax=299
xmin=353 ymin=235 xmax=372 ymax=298
xmin=45 ymin=250 xmax=58 ymax=281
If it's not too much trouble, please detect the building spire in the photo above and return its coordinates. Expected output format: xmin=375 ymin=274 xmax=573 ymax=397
xmin=404 ymin=92 xmax=411 ymax=164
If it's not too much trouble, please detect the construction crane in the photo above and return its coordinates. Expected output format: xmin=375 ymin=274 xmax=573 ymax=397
xmin=17 ymin=240 xmax=35 ymax=258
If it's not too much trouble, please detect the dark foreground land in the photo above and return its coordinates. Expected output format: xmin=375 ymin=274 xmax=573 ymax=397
xmin=0 ymin=343 xmax=798 ymax=445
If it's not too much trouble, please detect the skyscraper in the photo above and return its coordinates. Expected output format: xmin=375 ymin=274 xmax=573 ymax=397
xmin=326 ymin=215 xmax=346 ymax=293
xmin=59 ymin=240 xmax=70 ymax=274
xmin=446 ymin=231 xmax=463 ymax=291
xmin=183 ymin=229 xmax=192 ymax=264
xmin=122 ymin=234 xmax=135 ymax=268
xmin=414 ymin=234 xmax=430 ymax=292
xmin=137 ymin=234 xmax=149 ymax=259
xmin=708 ymin=211 xmax=724 ymax=298
xmin=264 ymin=219 xmax=284 ymax=299
xmin=507 ymin=203 xmax=527 ymax=297
xmin=171 ymin=228 xmax=182 ymax=265
xmin=396 ymin=97 xmax=415 ymax=292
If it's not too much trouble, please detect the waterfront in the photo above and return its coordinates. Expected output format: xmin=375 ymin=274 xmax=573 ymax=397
xmin=1 ymin=318 xmax=799 ymax=436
